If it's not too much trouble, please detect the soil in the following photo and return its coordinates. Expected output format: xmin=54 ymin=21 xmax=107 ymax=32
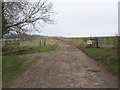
xmin=5 ymin=40 xmax=118 ymax=88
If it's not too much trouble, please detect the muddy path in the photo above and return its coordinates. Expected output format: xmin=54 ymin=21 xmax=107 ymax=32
xmin=5 ymin=40 xmax=118 ymax=88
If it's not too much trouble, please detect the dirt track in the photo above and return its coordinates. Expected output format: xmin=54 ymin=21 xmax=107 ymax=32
xmin=5 ymin=40 xmax=118 ymax=88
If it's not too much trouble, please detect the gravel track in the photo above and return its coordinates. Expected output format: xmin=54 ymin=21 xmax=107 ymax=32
xmin=5 ymin=40 xmax=118 ymax=88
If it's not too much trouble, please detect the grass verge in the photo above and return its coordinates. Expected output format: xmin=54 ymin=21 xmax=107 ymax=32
xmin=2 ymin=55 xmax=41 ymax=86
xmin=79 ymin=46 xmax=119 ymax=75
xmin=25 ymin=43 xmax=58 ymax=54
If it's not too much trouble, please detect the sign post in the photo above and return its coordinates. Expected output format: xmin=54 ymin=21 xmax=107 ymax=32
xmin=87 ymin=40 xmax=92 ymax=48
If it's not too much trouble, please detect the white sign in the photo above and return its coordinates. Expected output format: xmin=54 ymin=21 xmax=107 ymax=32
xmin=87 ymin=40 xmax=92 ymax=45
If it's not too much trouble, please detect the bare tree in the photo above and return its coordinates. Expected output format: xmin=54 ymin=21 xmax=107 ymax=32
xmin=2 ymin=0 xmax=54 ymax=38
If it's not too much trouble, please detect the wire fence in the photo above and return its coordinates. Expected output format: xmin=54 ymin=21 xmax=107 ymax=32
xmin=98 ymin=37 xmax=118 ymax=48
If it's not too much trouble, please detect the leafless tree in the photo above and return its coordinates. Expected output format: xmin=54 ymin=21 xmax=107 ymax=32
xmin=2 ymin=0 xmax=54 ymax=38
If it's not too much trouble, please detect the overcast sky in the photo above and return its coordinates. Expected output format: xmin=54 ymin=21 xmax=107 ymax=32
xmin=36 ymin=0 xmax=119 ymax=37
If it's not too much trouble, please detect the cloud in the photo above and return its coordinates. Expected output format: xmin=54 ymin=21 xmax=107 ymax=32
xmin=50 ymin=0 xmax=119 ymax=3
xmin=39 ymin=1 xmax=118 ymax=37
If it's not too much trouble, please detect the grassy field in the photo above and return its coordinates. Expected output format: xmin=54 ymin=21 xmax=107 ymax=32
xmin=2 ymin=38 xmax=58 ymax=86
xmin=79 ymin=47 xmax=119 ymax=75
xmin=70 ymin=36 xmax=117 ymax=39
xmin=70 ymin=37 xmax=89 ymax=39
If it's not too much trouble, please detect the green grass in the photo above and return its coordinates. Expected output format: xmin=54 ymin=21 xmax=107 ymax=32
xmin=3 ymin=55 xmax=26 ymax=85
xmin=24 ymin=43 xmax=58 ymax=54
xmin=70 ymin=37 xmax=90 ymax=39
xmin=79 ymin=47 xmax=119 ymax=75
xmin=2 ymin=55 xmax=41 ymax=86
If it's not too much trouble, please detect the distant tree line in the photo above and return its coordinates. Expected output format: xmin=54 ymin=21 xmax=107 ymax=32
xmin=3 ymin=33 xmax=45 ymax=39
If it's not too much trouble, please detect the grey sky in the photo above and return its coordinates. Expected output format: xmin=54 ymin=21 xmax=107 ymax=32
xmin=36 ymin=0 xmax=119 ymax=37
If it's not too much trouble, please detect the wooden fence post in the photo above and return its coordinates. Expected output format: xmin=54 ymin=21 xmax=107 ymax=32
xmin=44 ymin=40 xmax=46 ymax=46
xmin=96 ymin=38 xmax=99 ymax=48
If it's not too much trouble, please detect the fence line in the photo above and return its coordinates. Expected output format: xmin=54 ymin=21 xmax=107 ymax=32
xmin=61 ymin=36 xmax=118 ymax=48
xmin=98 ymin=37 xmax=118 ymax=48
xmin=2 ymin=39 xmax=47 ymax=47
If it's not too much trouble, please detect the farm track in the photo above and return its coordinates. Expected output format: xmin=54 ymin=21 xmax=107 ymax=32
xmin=5 ymin=40 xmax=118 ymax=88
